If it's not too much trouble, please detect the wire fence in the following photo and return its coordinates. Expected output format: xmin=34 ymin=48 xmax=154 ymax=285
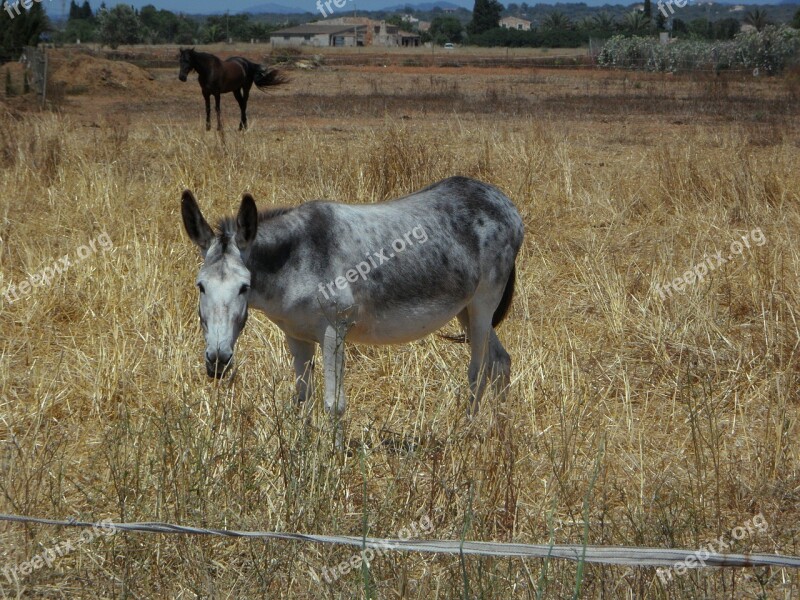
xmin=2 ymin=513 xmax=800 ymax=570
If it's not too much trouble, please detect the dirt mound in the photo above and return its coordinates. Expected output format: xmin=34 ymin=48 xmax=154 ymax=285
xmin=51 ymin=54 xmax=155 ymax=94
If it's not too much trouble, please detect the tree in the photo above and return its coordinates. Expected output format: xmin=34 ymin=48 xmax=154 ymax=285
xmin=744 ymin=8 xmax=769 ymax=32
xmin=385 ymin=14 xmax=414 ymax=31
xmin=64 ymin=18 xmax=97 ymax=43
xmin=468 ymin=0 xmax=503 ymax=35
xmin=623 ymin=10 xmax=650 ymax=35
xmin=80 ymin=1 xmax=93 ymax=19
xmin=542 ymin=11 xmax=572 ymax=31
xmin=2 ymin=1 xmax=49 ymax=52
xmin=792 ymin=8 xmax=800 ymax=29
xmin=593 ymin=11 xmax=615 ymax=35
xmin=203 ymin=23 xmax=225 ymax=43
xmin=98 ymin=4 xmax=142 ymax=48
xmin=672 ymin=17 xmax=688 ymax=35
xmin=63 ymin=0 xmax=94 ymax=42
xmin=430 ymin=15 xmax=463 ymax=43
xmin=712 ymin=17 xmax=739 ymax=40
xmin=643 ymin=0 xmax=651 ymax=21
xmin=688 ymin=17 xmax=711 ymax=38
xmin=655 ymin=11 xmax=666 ymax=31
xmin=68 ymin=0 xmax=81 ymax=20
xmin=140 ymin=5 xmax=184 ymax=43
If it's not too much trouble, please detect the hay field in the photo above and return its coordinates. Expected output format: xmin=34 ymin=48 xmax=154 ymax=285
xmin=1 ymin=51 xmax=800 ymax=598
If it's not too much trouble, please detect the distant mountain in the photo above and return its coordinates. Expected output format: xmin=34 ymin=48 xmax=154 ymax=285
xmin=242 ymin=2 xmax=302 ymax=13
xmin=384 ymin=1 xmax=472 ymax=9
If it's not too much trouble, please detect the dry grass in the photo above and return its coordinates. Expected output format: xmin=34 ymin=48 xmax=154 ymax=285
xmin=0 ymin=62 xmax=799 ymax=599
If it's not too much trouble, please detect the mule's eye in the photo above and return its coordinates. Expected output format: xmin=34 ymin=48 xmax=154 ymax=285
xmin=197 ymin=283 xmax=205 ymax=294
xmin=239 ymin=285 xmax=250 ymax=295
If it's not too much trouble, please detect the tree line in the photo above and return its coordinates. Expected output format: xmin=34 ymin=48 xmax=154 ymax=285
xmin=1 ymin=1 xmax=289 ymax=55
xmin=429 ymin=0 xmax=796 ymax=47
xmin=1 ymin=0 xmax=799 ymax=57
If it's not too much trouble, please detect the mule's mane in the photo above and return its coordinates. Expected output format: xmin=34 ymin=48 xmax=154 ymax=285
xmin=214 ymin=207 xmax=294 ymax=253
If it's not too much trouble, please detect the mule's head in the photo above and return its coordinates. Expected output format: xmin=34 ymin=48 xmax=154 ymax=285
xmin=181 ymin=190 xmax=259 ymax=378
xmin=178 ymin=48 xmax=195 ymax=82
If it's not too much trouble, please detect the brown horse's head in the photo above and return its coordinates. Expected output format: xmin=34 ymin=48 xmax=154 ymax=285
xmin=178 ymin=48 xmax=195 ymax=82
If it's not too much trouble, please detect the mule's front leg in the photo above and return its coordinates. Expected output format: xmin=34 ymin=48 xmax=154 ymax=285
xmin=286 ymin=335 xmax=315 ymax=405
xmin=322 ymin=324 xmax=348 ymax=449
xmin=214 ymin=94 xmax=222 ymax=131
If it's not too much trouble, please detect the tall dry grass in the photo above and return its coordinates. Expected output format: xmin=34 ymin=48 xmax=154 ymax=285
xmin=0 ymin=80 xmax=798 ymax=599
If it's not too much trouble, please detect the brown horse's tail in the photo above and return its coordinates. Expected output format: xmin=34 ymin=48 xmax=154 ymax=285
xmin=438 ymin=264 xmax=517 ymax=344
xmin=253 ymin=64 xmax=289 ymax=91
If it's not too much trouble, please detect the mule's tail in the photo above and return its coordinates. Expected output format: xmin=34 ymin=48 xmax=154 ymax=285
xmin=252 ymin=63 xmax=289 ymax=91
xmin=492 ymin=263 xmax=516 ymax=328
xmin=439 ymin=264 xmax=517 ymax=344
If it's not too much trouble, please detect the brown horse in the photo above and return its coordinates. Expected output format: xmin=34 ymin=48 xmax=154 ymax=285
xmin=178 ymin=48 xmax=287 ymax=131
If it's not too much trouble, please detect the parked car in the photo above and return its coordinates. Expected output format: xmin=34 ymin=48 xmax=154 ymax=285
xmin=444 ymin=43 xmax=455 ymax=50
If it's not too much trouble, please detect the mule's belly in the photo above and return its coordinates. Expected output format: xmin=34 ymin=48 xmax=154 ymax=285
xmin=347 ymin=306 xmax=462 ymax=345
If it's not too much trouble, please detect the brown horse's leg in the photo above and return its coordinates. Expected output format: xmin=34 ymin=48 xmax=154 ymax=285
xmin=203 ymin=92 xmax=211 ymax=131
xmin=233 ymin=89 xmax=246 ymax=130
xmin=241 ymin=82 xmax=252 ymax=130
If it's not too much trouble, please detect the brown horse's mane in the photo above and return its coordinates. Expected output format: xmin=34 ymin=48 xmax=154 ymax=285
xmin=182 ymin=48 xmax=219 ymax=64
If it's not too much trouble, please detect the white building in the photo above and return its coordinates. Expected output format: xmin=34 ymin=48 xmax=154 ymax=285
xmin=500 ymin=16 xmax=532 ymax=31
xmin=270 ymin=24 xmax=367 ymax=48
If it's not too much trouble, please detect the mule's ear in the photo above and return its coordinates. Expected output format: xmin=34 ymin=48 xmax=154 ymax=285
xmin=236 ymin=193 xmax=258 ymax=250
xmin=181 ymin=190 xmax=214 ymax=255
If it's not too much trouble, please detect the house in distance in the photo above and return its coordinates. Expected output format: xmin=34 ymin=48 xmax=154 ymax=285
xmin=270 ymin=18 xmax=420 ymax=48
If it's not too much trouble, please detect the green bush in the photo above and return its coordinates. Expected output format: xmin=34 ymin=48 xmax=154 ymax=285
xmin=734 ymin=25 xmax=800 ymax=74
xmin=597 ymin=26 xmax=800 ymax=73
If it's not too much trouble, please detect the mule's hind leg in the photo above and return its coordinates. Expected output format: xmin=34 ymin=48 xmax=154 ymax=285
xmin=463 ymin=303 xmax=512 ymax=414
xmin=463 ymin=303 xmax=492 ymax=415
xmin=487 ymin=330 xmax=511 ymax=400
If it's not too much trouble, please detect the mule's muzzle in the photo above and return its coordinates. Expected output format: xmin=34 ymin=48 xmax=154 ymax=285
xmin=205 ymin=351 xmax=233 ymax=379
xmin=179 ymin=73 xmax=188 ymax=82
